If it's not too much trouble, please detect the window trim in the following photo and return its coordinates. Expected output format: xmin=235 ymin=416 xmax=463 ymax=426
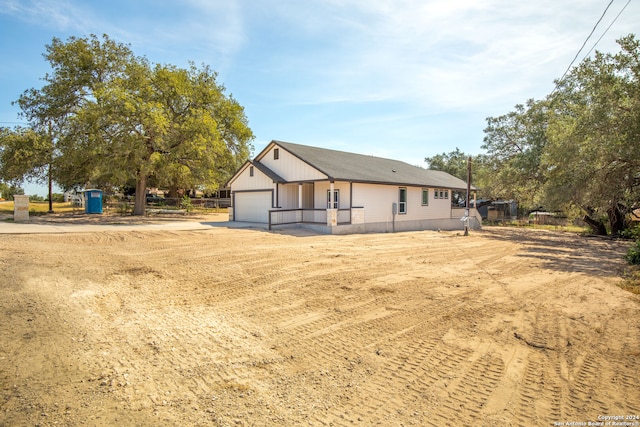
xmin=274 ymin=148 xmax=279 ymax=160
xmin=434 ymin=188 xmax=449 ymax=200
xmin=249 ymin=166 xmax=254 ymax=177
xmin=399 ymin=187 xmax=407 ymax=214
xmin=327 ymin=189 xmax=339 ymax=209
xmin=421 ymin=188 xmax=429 ymax=206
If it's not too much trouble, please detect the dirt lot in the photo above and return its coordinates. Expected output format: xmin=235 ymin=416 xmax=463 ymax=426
xmin=1 ymin=220 xmax=639 ymax=426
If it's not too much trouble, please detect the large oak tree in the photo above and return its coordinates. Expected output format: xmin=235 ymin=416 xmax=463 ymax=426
xmin=482 ymin=34 xmax=640 ymax=235
xmin=544 ymin=34 xmax=640 ymax=235
xmin=13 ymin=34 xmax=253 ymax=215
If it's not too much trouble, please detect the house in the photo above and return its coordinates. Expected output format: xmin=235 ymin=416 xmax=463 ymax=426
xmin=226 ymin=140 xmax=481 ymax=234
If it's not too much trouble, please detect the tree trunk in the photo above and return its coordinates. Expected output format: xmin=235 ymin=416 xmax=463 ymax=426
xmin=583 ymin=214 xmax=608 ymax=235
xmin=132 ymin=171 xmax=146 ymax=216
xmin=607 ymin=202 xmax=627 ymax=236
xmin=167 ymin=186 xmax=179 ymax=199
xmin=47 ymin=163 xmax=54 ymax=213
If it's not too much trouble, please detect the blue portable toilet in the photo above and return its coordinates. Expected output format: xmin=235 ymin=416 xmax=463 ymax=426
xmin=85 ymin=189 xmax=103 ymax=214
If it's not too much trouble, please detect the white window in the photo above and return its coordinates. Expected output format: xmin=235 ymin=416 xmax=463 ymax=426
xmin=434 ymin=189 xmax=449 ymax=200
xmin=327 ymin=189 xmax=339 ymax=209
xmin=399 ymin=187 xmax=407 ymax=214
xmin=421 ymin=188 xmax=429 ymax=206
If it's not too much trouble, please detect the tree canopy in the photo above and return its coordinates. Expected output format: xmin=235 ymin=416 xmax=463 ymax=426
xmin=4 ymin=34 xmax=253 ymax=215
xmin=477 ymin=34 xmax=640 ymax=235
xmin=424 ymin=148 xmax=470 ymax=181
xmin=0 ymin=126 xmax=51 ymax=185
xmin=481 ymin=98 xmax=548 ymax=209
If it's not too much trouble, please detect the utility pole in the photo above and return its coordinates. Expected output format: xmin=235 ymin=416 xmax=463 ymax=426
xmin=464 ymin=156 xmax=471 ymax=236
xmin=47 ymin=123 xmax=54 ymax=213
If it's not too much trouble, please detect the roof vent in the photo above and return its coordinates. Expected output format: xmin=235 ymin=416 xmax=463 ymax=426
xmin=392 ymin=169 xmax=397 ymax=173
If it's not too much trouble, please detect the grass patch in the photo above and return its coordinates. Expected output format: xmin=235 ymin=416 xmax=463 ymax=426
xmin=620 ymin=267 xmax=640 ymax=295
xmin=0 ymin=201 xmax=78 ymax=215
xmin=191 ymin=207 xmax=228 ymax=215
xmin=0 ymin=201 xmax=82 ymax=215
xmin=484 ymin=220 xmax=589 ymax=234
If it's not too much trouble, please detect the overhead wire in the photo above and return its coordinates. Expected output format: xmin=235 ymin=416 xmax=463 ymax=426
xmin=549 ymin=0 xmax=632 ymax=97
xmin=555 ymin=0 xmax=616 ymax=86
xmin=582 ymin=0 xmax=632 ymax=59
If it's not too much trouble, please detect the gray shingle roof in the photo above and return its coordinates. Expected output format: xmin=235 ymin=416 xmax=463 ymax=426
xmin=270 ymin=140 xmax=474 ymax=190
xmin=252 ymin=160 xmax=285 ymax=183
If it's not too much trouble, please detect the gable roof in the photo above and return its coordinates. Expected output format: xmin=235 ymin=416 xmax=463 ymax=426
xmin=225 ymin=159 xmax=286 ymax=187
xmin=263 ymin=140 xmax=474 ymax=190
xmin=252 ymin=160 xmax=286 ymax=183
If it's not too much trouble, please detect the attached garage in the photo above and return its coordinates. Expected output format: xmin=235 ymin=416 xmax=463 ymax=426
xmin=233 ymin=191 xmax=273 ymax=223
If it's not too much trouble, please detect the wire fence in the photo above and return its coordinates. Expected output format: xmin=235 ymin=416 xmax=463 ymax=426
xmin=96 ymin=196 xmax=231 ymax=214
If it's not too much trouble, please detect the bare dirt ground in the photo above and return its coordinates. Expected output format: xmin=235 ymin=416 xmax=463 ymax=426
xmin=1 ymin=221 xmax=639 ymax=426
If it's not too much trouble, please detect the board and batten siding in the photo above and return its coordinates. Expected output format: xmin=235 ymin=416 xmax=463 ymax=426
xmin=278 ymin=184 xmax=299 ymax=209
xmin=260 ymin=145 xmax=328 ymax=182
xmin=352 ymin=183 xmax=451 ymax=223
xmin=314 ymin=182 xmax=351 ymax=209
xmin=230 ymin=164 xmax=276 ymax=192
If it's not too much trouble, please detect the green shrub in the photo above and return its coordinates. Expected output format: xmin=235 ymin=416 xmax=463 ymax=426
xmin=620 ymin=224 xmax=640 ymax=240
xmin=180 ymin=195 xmax=193 ymax=213
xmin=625 ymin=240 xmax=640 ymax=265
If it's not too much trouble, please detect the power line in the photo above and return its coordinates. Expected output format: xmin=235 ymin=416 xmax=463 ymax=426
xmin=557 ymin=0 xmax=615 ymax=83
xmin=551 ymin=0 xmax=618 ymax=95
xmin=583 ymin=0 xmax=631 ymax=59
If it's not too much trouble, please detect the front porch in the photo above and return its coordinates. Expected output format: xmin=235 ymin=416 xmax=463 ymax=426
xmin=268 ymin=207 xmax=361 ymax=230
xmin=268 ymin=206 xmax=481 ymax=234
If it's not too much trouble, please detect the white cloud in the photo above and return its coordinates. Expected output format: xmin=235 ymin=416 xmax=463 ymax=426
xmin=2 ymin=0 xmax=637 ymax=130
xmin=0 ymin=0 xmax=93 ymax=31
xmin=0 ymin=0 xmax=248 ymax=71
xmin=242 ymin=0 xmax=639 ymax=113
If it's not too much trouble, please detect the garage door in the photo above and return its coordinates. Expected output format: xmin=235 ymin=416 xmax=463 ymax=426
xmin=234 ymin=191 xmax=272 ymax=223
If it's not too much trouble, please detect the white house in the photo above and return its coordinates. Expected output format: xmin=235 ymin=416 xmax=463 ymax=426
xmin=226 ymin=140 xmax=481 ymax=234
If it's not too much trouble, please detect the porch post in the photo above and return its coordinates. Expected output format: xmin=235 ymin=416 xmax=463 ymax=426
xmin=327 ymin=181 xmax=337 ymax=227
xmin=298 ymin=183 xmax=303 ymax=209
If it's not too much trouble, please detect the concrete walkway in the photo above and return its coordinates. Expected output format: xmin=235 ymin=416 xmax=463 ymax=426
xmin=0 ymin=215 xmax=267 ymax=234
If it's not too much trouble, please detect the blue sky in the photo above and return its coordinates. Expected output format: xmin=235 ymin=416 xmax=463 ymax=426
xmin=1 ymin=0 xmax=638 ymax=196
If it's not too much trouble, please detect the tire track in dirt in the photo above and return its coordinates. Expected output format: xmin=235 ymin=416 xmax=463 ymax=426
xmin=314 ymin=336 xmax=465 ymax=426
xmin=512 ymin=307 xmax=566 ymax=427
xmin=2 ymin=228 xmax=638 ymax=427
xmin=85 ymin=304 xmax=293 ymax=424
xmin=567 ymin=354 xmax=609 ymax=417
xmin=427 ymin=353 xmax=505 ymax=427
xmin=284 ymin=284 xmax=492 ymax=426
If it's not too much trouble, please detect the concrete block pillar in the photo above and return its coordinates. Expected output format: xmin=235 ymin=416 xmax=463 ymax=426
xmin=13 ymin=195 xmax=30 ymax=222
xmin=327 ymin=209 xmax=338 ymax=227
